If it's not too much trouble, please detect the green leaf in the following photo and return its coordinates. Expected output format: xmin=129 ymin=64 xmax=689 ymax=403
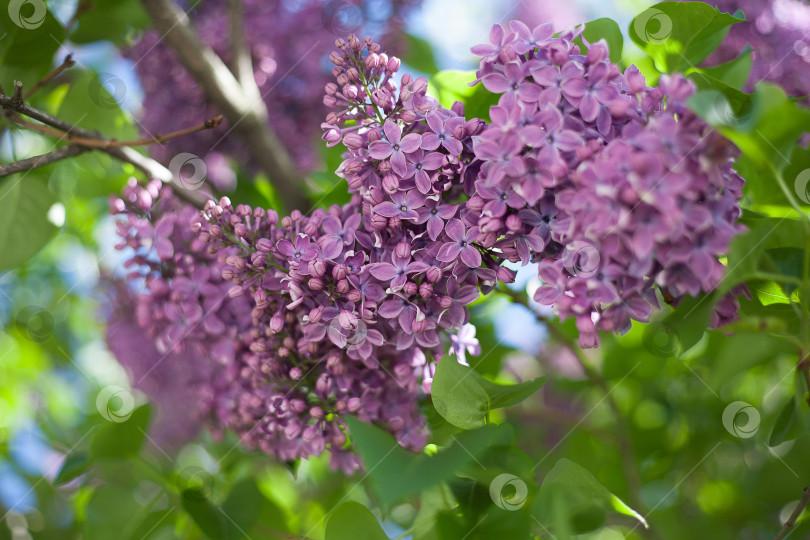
xmin=0 ymin=176 xmax=58 ymax=273
xmin=532 ymin=459 xmax=647 ymax=534
xmin=576 ymin=18 xmax=624 ymax=65
xmin=769 ymin=397 xmax=801 ymax=447
xmin=345 ymin=416 xmax=505 ymax=509
xmin=659 ymin=294 xmax=716 ymax=353
xmin=404 ymin=34 xmax=439 ymax=74
xmin=182 ymin=488 xmax=227 ymax=540
xmin=90 ymin=404 xmax=152 ymax=460
xmin=695 ymin=45 xmax=752 ymax=90
xmin=0 ymin=8 xmax=65 ymax=84
xmin=428 ymin=70 xmax=500 ymax=121
xmin=220 ymin=479 xmax=265 ymax=538
xmin=56 ymin=70 xmax=138 ymax=140
xmin=431 ymin=356 xmax=546 ymax=429
xmin=629 ymin=1 xmax=744 ymax=73
xmin=69 ymin=0 xmax=150 ymax=45
xmin=84 ymin=485 xmax=142 ymax=540
xmin=325 ymin=501 xmax=388 ymax=540
xmin=53 ymin=451 xmax=90 ymax=485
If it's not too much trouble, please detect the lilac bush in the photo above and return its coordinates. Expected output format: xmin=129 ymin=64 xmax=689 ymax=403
xmin=108 ymin=19 xmax=750 ymax=466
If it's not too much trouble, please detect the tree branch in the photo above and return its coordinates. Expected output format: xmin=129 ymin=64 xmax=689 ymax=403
xmin=0 ymin=83 xmax=207 ymax=207
xmin=24 ymin=54 xmax=76 ymax=99
xmin=774 ymin=486 xmax=810 ymax=540
xmin=0 ymin=145 xmax=87 ymax=176
xmin=139 ymin=0 xmax=309 ymax=212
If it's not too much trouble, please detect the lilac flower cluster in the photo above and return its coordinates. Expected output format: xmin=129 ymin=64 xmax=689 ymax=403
xmin=684 ymin=0 xmax=810 ymax=100
xmin=126 ymin=0 xmax=420 ymax=185
xmin=108 ymin=179 xmax=250 ymax=448
xmin=466 ymin=22 xmax=747 ymax=347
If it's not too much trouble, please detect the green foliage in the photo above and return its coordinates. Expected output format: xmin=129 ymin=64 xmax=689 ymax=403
xmin=575 ymin=18 xmax=624 ymax=64
xmin=629 ymin=1 xmax=744 ymax=73
xmin=0 ymin=8 xmax=65 ymax=84
xmin=404 ymin=34 xmax=440 ymax=74
xmin=431 ymin=355 xmax=546 ymax=429
xmin=68 ymin=0 xmax=151 ymax=46
xmin=0 ymin=176 xmax=58 ymax=273
xmin=534 ymin=459 xmax=646 ymax=534
xmin=325 ymin=501 xmax=388 ymax=540
xmin=428 ymin=71 xmax=500 ymax=121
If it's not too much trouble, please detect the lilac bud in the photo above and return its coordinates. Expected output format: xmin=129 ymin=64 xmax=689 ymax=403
xmin=249 ymin=341 xmax=267 ymax=353
xmin=221 ymin=268 xmax=235 ymax=281
xmin=308 ymin=277 xmax=325 ymax=291
xmin=365 ymin=186 xmax=384 ymax=205
xmin=228 ymin=285 xmax=244 ymax=298
xmin=332 ymin=264 xmax=347 ymax=281
xmin=310 ymin=406 xmax=324 ymax=419
xmin=426 ymin=265 xmax=442 ymax=283
xmin=440 ymin=296 xmax=453 ymax=309
xmin=289 ymin=367 xmax=303 ymax=380
xmin=395 ymin=242 xmax=411 ymax=259
xmin=342 ymin=133 xmax=364 ymax=150
xmin=234 ymin=223 xmax=247 ymax=237
xmin=303 ymin=222 xmax=318 ymax=237
xmin=505 ymin=214 xmax=522 ymax=232
xmin=371 ymin=213 xmax=388 ymax=229
xmin=281 ymin=216 xmax=293 ymax=228
xmin=497 ymin=266 xmax=517 ymax=283
xmin=378 ymin=159 xmax=392 ymax=173
xmin=269 ymin=315 xmax=284 ymax=334
xmin=336 ymin=73 xmax=349 ymax=86
xmin=210 ymin=224 xmax=222 ymax=237
xmin=452 ymin=124 xmax=467 ymax=140
xmin=367 ymin=129 xmax=382 ymax=143
xmin=346 ymin=67 xmax=360 ymax=82
xmin=466 ymin=196 xmax=485 ymax=213
xmin=347 ymin=397 xmax=362 ymax=412
xmin=387 ymin=56 xmax=401 ymax=73
xmin=365 ymin=53 xmax=379 ymax=69
xmin=401 ymin=73 xmax=413 ymax=86
xmin=388 ymin=216 xmax=402 ymax=229
xmin=382 ymin=174 xmax=399 ymax=194
xmin=344 ymin=85 xmax=359 ymax=100
xmin=283 ymin=336 xmax=295 ymax=349
xmin=266 ymin=210 xmax=279 ymax=225
xmin=325 ymin=82 xmax=338 ymax=95
xmin=336 ymin=279 xmax=350 ymax=293
xmin=309 ymin=306 xmax=323 ymax=323
xmin=309 ymin=259 xmax=327 ymax=277
xmin=347 ymin=289 xmax=362 ymax=303
xmin=402 ymin=281 xmax=418 ymax=296
xmin=329 ymin=51 xmax=344 ymax=65
xmin=323 ymin=95 xmax=337 ymax=108
xmin=347 ymin=175 xmax=365 ymax=190
xmin=419 ymin=283 xmax=433 ymax=298
xmin=400 ymin=110 xmax=417 ymax=123
xmin=412 ymin=318 xmax=427 ymax=333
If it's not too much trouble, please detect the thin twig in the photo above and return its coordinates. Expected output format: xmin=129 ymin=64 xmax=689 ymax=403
xmin=10 ymin=114 xmax=223 ymax=149
xmin=0 ymin=84 xmax=207 ymax=206
xmin=24 ymin=54 xmax=76 ymax=99
xmin=0 ymin=145 xmax=87 ymax=177
xmin=774 ymin=486 xmax=810 ymax=540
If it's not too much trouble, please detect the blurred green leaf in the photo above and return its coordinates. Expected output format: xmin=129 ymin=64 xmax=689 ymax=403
xmin=182 ymin=488 xmax=227 ymax=540
xmin=404 ymin=34 xmax=439 ymax=74
xmin=53 ymin=451 xmax=90 ymax=485
xmin=533 ymin=459 xmax=646 ymax=534
xmin=84 ymin=485 xmax=143 ymax=540
xmin=769 ymin=397 xmax=802 ymax=447
xmin=431 ymin=355 xmax=546 ymax=429
xmin=69 ymin=0 xmax=150 ymax=45
xmin=56 ymin=71 xmax=137 ymax=140
xmin=91 ymin=404 xmax=152 ymax=459
xmin=428 ymin=70 xmax=499 ymax=121
xmin=576 ymin=18 xmax=624 ymax=65
xmin=695 ymin=45 xmax=752 ymax=90
xmin=325 ymin=501 xmax=388 ymax=540
xmin=0 ymin=176 xmax=58 ymax=273
xmin=345 ymin=416 xmax=505 ymax=508
xmin=0 ymin=8 xmax=65 ymax=84
xmin=628 ymin=1 xmax=744 ymax=73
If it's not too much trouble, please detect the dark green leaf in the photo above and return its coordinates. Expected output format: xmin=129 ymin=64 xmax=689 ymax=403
xmin=428 ymin=70 xmax=500 ymax=122
xmin=56 ymin=71 xmax=137 ymax=140
xmin=696 ymin=45 xmax=752 ymax=90
xmin=182 ymin=488 xmax=227 ymax=540
xmin=0 ymin=8 xmax=65 ymax=84
xmin=345 ymin=416 xmax=505 ymax=508
xmin=769 ymin=397 xmax=801 ymax=446
xmin=532 ymin=459 xmax=646 ymax=534
xmin=325 ymin=501 xmax=388 ymax=540
xmin=90 ymin=404 xmax=152 ymax=459
xmin=84 ymin=485 xmax=142 ymax=540
xmin=53 ymin=451 xmax=90 ymax=485
xmin=577 ymin=18 xmax=624 ymax=65
xmin=431 ymin=355 xmax=546 ymax=429
xmin=628 ymin=1 xmax=744 ymax=73
xmin=404 ymin=34 xmax=439 ymax=74
xmin=0 ymin=176 xmax=58 ymax=273
xmin=69 ymin=0 xmax=151 ymax=45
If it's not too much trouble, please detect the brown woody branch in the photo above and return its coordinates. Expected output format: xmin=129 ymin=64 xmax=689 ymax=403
xmin=24 ymin=54 xmax=76 ymax=99
xmin=139 ymin=0 xmax=309 ymax=212
xmin=0 ymin=145 xmax=87 ymax=176
xmin=774 ymin=486 xmax=810 ymax=540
